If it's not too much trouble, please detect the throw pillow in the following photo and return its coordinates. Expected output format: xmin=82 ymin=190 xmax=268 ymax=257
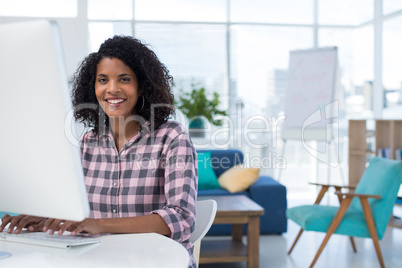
xmin=197 ymin=152 xmax=221 ymax=190
xmin=218 ymin=165 xmax=260 ymax=193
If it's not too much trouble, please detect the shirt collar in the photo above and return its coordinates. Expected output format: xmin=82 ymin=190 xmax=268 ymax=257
xmin=98 ymin=120 xmax=151 ymax=143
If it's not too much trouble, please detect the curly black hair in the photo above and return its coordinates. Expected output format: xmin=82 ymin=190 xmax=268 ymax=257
xmin=71 ymin=36 xmax=175 ymax=135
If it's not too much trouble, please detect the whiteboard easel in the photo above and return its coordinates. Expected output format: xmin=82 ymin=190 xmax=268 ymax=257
xmin=278 ymin=47 xmax=344 ymax=185
xmin=282 ymin=46 xmax=338 ymax=138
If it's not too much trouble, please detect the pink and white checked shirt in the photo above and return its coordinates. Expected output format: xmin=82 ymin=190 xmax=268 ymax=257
xmin=80 ymin=120 xmax=198 ymax=267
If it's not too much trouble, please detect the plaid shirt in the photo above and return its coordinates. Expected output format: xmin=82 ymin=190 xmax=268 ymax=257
xmin=80 ymin=120 xmax=198 ymax=268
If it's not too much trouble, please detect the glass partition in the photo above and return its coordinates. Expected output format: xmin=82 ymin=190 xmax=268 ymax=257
xmin=318 ymin=0 xmax=373 ymax=25
xmin=0 ymin=0 xmax=77 ymax=17
xmin=383 ymin=16 xmax=402 ymax=117
xmin=383 ymin=0 xmax=402 ymax=16
xmin=88 ymin=0 xmax=132 ymax=20
xmin=135 ymin=0 xmax=227 ymax=22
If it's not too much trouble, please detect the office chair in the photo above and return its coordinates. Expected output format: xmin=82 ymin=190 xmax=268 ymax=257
xmin=287 ymin=157 xmax=402 ymax=268
xmin=190 ymin=199 xmax=217 ymax=268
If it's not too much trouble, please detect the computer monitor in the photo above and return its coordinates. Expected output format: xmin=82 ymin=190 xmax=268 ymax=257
xmin=0 ymin=20 xmax=89 ymax=221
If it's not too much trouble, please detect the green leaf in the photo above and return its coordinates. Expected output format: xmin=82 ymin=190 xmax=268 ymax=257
xmin=175 ymin=84 xmax=227 ymax=126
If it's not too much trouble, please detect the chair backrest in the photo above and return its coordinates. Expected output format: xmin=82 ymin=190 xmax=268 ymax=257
xmin=350 ymin=157 xmax=402 ymax=238
xmin=190 ymin=199 xmax=217 ymax=245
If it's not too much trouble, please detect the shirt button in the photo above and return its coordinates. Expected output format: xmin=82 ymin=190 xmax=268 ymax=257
xmin=112 ymin=209 xmax=117 ymax=213
xmin=113 ymin=181 xmax=118 ymax=187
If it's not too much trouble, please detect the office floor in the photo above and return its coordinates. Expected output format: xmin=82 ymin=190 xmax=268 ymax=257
xmin=200 ymin=201 xmax=402 ymax=268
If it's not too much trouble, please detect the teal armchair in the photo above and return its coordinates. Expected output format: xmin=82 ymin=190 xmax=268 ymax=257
xmin=287 ymin=157 xmax=402 ymax=268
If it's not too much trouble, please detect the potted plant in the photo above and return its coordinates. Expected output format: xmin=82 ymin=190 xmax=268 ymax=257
xmin=176 ymin=85 xmax=227 ymax=137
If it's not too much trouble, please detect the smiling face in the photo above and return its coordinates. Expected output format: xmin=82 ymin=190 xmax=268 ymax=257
xmin=95 ymin=57 xmax=140 ymax=120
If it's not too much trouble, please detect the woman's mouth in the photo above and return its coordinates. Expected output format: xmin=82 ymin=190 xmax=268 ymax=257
xmin=106 ymin=98 xmax=126 ymax=107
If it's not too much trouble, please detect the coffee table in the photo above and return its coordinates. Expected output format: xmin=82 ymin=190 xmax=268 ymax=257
xmin=197 ymin=195 xmax=264 ymax=268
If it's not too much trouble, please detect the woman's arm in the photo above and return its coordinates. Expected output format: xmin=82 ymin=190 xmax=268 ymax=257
xmin=150 ymin=131 xmax=197 ymax=242
xmin=46 ymin=214 xmax=171 ymax=236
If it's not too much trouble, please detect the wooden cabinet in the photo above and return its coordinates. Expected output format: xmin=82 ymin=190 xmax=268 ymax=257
xmin=348 ymin=120 xmax=370 ymax=186
xmin=349 ymin=119 xmax=402 ymax=185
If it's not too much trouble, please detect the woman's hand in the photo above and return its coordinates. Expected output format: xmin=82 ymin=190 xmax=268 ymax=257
xmin=44 ymin=218 xmax=102 ymax=236
xmin=0 ymin=214 xmax=47 ymax=234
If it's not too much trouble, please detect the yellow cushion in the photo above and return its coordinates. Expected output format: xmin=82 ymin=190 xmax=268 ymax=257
xmin=218 ymin=165 xmax=260 ymax=193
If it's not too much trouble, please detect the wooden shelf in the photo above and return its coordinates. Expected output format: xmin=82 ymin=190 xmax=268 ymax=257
xmin=349 ymin=150 xmax=374 ymax=156
xmin=348 ymin=120 xmax=369 ymax=186
xmin=199 ymin=240 xmax=248 ymax=264
xmin=375 ymin=120 xmax=402 ymax=159
xmin=389 ymin=216 xmax=402 ymax=228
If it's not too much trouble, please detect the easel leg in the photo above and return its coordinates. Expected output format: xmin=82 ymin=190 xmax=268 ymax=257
xmin=327 ymin=140 xmax=331 ymax=185
xmin=277 ymin=139 xmax=286 ymax=182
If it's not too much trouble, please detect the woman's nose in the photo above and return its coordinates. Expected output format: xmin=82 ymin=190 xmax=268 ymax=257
xmin=107 ymin=80 xmax=120 ymax=93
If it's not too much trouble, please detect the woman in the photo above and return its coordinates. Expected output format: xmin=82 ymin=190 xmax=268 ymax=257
xmin=0 ymin=36 xmax=198 ymax=267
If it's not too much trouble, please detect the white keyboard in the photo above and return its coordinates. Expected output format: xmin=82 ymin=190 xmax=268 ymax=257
xmin=0 ymin=231 xmax=101 ymax=249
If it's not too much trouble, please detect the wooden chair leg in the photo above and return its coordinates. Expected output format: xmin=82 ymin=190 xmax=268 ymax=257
xmin=370 ymin=235 xmax=385 ymax=268
xmin=310 ymin=231 xmax=333 ymax=268
xmin=288 ymin=186 xmax=330 ymax=256
xmin=314 ymin=186 xmax=329 ymax=204
xmin=288 ymin=228 xmax=304 ymax=254
xmin=360 ymin=198 xmax=385 ymax=268
xmin=310 ymin=197 xmax=353 ymax=268
xmin=193 ymin=241 xmax=201 ymax=268
xmin=334 ymin=187 xmax=357 ymax=253
xmin=349 ymin=237 xmax=357 ymax=252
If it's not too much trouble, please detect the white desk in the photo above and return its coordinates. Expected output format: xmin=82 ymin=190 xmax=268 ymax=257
xmin=0 ymin=233 xmax=189 ymax=268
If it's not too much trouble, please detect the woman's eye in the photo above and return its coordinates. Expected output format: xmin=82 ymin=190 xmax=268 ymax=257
xmin=98 ymin=78 xmax=107 ymax=83
xmin=121 ymin=77 xmax=130 ymax=82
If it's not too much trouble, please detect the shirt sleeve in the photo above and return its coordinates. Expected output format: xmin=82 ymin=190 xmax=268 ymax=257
xmin=152 ymin=131 xmax=198 ymax=243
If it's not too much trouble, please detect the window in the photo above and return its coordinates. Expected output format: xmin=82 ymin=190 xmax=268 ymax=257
xmin=89 ymin=22 xmax=133 ymax=52
xmin=318 ymin=0 xmax=373 ymax=25
xmin=231 ymin=25 xmax=313 ymax=117
xmin=135 ymin=0 xmax=227 ymax=22
xmin=319 ymin=26 xmax=373 ymax=117
xmin=0 ymin=0 xmax=77 ymax=17
xmin=88 ymin=0 xmax=132 ymax=20
xmin=231 ymin=0 xmax=313 ymax=24
xmin=135 ymin=23 xmax=227 ymax=100
xmin=230 ymin=25 xmax=313 ymax=170
xmin=383 ymin=16 xmax=402 ymax=116
xmin=383 ymin=0 xmax=402 ymax=16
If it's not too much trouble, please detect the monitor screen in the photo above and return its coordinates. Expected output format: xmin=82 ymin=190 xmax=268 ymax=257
xmin=0 ymin=20 xmax=89 ymax=221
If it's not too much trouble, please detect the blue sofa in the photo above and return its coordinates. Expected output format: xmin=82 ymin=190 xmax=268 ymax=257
xmin=197 ymin=149 xmax=287 ymax=235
